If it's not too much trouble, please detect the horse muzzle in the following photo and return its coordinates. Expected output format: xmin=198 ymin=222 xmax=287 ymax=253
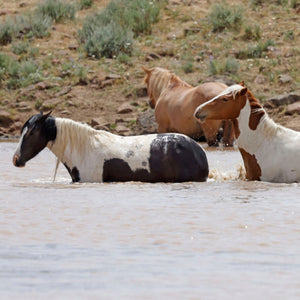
xmin=148 ymin=99 xmax=155 ymax=109
xmin=194 ymin=109 xmax=207 ymax=123
xmin=13 ymin=154 xmax=26 ymax=167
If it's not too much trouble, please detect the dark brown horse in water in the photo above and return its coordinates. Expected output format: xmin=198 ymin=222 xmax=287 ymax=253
xmin=142 ymin=66 xmax=234 ymax=146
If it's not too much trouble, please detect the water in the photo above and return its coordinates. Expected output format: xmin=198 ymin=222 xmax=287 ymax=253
xmin=1 ymin=142 xmax=300 ymax=299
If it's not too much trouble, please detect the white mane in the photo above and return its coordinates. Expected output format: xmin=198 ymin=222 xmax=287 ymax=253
xmin=222 ymin=84 xmax=244 ymax=99
xmin=49 ymin=117 xmax=111 ymax=160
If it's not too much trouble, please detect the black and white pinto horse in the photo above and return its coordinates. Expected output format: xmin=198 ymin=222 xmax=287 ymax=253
xmin=13 ymin=112 xmax=209 ymax=183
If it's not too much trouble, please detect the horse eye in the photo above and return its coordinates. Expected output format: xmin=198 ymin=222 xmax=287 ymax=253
xmin=222 ymin=98 xmax=228 ymax=102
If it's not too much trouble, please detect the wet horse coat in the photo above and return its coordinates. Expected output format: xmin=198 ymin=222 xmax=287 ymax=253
xmin=13 ymin=113 xmax=209 ymax=183
xmin=143 ymin=66 xmax=235 ymax=146
xmin=195 ymin=84 xmax=300 ymax=183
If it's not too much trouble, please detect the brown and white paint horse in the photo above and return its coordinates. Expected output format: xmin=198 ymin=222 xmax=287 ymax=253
xmin=142 ymin=66 xmax=234 ymax=147
xmin=13 ymin=112 xmax=209 ymax=183
xmin=195 ymin=83 xmax=300 ymax=183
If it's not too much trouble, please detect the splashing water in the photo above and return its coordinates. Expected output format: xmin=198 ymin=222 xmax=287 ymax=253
xmin=209 ymin=163 xmax=246 ymax=181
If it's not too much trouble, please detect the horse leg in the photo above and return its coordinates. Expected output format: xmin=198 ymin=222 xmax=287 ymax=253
xmin=202 ymin=120 xmax=220 ymax=147
xmin=222 ymin=120 xmax=235 ymax=147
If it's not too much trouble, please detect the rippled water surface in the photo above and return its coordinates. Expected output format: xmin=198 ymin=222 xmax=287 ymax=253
xmin=1 ymin=142 xmax=300 ymax=299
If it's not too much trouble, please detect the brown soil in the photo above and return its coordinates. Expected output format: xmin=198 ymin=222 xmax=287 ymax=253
xmin=0 ymin=0 xmax=299 ymax=138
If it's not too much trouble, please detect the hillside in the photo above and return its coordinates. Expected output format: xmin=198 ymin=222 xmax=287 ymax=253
xmin=0 ymin=0 xmax=299 ymax=138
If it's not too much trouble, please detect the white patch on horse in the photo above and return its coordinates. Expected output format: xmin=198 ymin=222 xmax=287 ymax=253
xmin=111 ymin=134 xmax=155 ymax=172
xmin=14 ymin=127 xmax=28 ymax=158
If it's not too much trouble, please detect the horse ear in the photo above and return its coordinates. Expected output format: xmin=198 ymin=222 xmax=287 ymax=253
xmin=38 ymin=111 xmax=52 ymax=123
xmin=239 ymin=81 xmax=245 ymax=87
xmin=142 ymin=66 xmax=152 ymax=74
xmin=239 ymin=87 xmax=248 ymax=96
xmin=170 ymin=75 xmax=176 ymax=83
xmin=169 ymin=74 xmax=181 ymax=87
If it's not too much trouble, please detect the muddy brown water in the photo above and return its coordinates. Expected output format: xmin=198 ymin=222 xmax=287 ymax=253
xmin=1 ymin=142 xmax=299 ymax=299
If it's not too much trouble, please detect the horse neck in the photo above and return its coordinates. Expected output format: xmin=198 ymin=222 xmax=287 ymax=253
xmin=48 ymin=118 xmax=97 ymax=162
xmin=233 ymin=92 xmax=278 ymax=152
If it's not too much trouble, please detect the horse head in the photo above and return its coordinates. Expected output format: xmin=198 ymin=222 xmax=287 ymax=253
xmin=142 ymin=66 xmax=189 ymax=109
xmin=13 ymin=111 xmax=56 ymax=167
xmin=194 ymin=84 xmax=248 ymax=122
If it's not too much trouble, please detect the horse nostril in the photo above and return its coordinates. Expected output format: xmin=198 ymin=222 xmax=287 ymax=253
xmin=199 ymin=115 xmax=207 ymax=123
xmin=149 ymin=100 xmax=154 ymax=109
xmin=13 ymin=154 xmax=19 ymax=166
xmin=13 ymin=154 xmax=25 ymax=167
xmin=195 ymin=110 xmax=207 ymax=123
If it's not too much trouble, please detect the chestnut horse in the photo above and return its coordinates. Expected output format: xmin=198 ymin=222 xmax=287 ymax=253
xmin=195 ymin=83 xmax=300 ymax=183
xmin=142 ymin=66 xmax=234 ymax=146
xmin=13 ymin=112 xmax=209 ymax=183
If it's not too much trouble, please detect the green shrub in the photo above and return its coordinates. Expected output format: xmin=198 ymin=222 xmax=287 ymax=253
xmin=0 ymin=53 xmax=11 ymax=70
xmin=209 ymin=1 xmax=243 ymax=32
xmin=208 ymin=60 xmax=218 ymax=76
xmin=19 ymin=60 xmax=39 ymax=78
xmin=37 ymin=0 xmax=77 ymax=23
xmin=11 ymin=41 xmax=30 ymax=55
xmin=17 ymin=13 xmax=53 ymax=38
xmin=182 ymin=61 xmax=194 ymax=74
xmin=122 ymin=0 xmax=160 ymax=35
xmin=249 ymin=0 xmax=263 ymax=8
xmin=236 ymin=39 xmax=275 ymax=59
xmin=275 ymin=0 xmax=289 ymax=5
xmin=84 ymin=22 xmax=133 ymax=58
xmin=30 ymin=14 xmax=53 ymax=38
xmin=74 ymin=65 xmax=88 ymax=81
xmin=80 ymin=0 xmax=160 ymax=40
xmin=0 ymin=53 xmax=43 ymax=89
xmin=209 ymin=57 xmax=239 ymax=75
xmin=0 ymin=68 xmax=5 ymax=85
xmin=0 ymin=54 xmax=11 ymax=83
xmin=225 ymin=57 xmax=239 ymax=74
xmin=243 ymin=24 xmax=261 ymax=41
xmin=78 ymin=13 xmax=101 ymax=42
xmin=79 ymin=0 xmax=93 ymax=9
xmin=79 ymin=0 xmax=161 ymax=58
xmin=284 ymin=30 xmax=294 ymax=41
xmin=0 ymin=13 xmax=52 ymax=45
xmin=0 ymin=18 xmax=15 ymax=45
xmin=117 ymin=53 xmax=132 ymax=65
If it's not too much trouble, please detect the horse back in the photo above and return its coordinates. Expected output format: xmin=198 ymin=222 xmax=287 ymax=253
xmin=191 ymin=82 xmax=228 ymax=105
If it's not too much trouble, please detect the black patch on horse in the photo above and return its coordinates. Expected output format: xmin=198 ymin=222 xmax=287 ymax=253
xmin=64 ymin=163 xmax=81 ymax=182
xmin=148 ymin=134 xmax=208 ymax=182
xmin=45 ymin=116 xmax=57 ymax=141
xmin=102 ymin=158 xmax=150 ymax=182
